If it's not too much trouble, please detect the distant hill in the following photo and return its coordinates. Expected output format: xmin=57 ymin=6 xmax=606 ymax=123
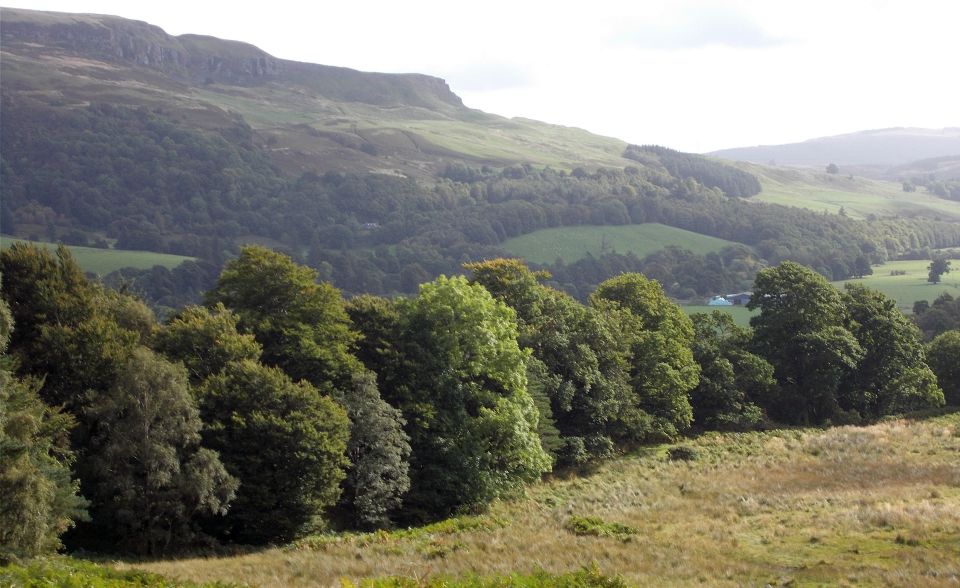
xmin=710 ymin=127 xmax=960 ymax=168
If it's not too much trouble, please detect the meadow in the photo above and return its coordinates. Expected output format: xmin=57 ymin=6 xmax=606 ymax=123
xmin=682 ymin=305 xmax=755 ymax=327
xmin=0 ymin=236 xmax=195 ymax=275
xmin=104 ymin=410 xmax=960 ymax=587
xmin=500 ymin=224 xmax=742 ymax=265
xmin=740 ymin=163 xmax=960 ymax=221
xmin=832 ymin=259 xmax=960 ymax=312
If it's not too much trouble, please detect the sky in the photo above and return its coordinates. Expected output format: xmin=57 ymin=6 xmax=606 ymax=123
xmin=3 ymin=0 xmax=959 ymax=152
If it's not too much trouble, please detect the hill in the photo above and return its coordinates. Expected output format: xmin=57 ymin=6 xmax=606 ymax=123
xmin=4 ymin=7 xmax=960 ymax=307
xmin=0 ymin=235 xmax=194 ymax=275
xmin=709 ymin=127 xmax=960 ymax=168
xmin=17 ymin=411 xmax=955 ymax=587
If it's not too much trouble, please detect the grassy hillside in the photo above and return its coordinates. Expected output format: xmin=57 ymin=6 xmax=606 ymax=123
xmin=0 ymin=236 xmax=194 ymax=275
xmin=682 ymin=305 xmax=755 ymax=327
xmin=832 ymin=259 xmax=960 ymax=312
xmin=739 ymin=164 xmax=960 ymax=221
xmin=116 ymin=411 xmax=960 ymax=587
xmin=501 ymin=224 xmax=743 ymax=265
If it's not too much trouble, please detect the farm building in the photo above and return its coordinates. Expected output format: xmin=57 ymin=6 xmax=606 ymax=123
xmin=707 ymin=295 xmax=733 ymax=306
xmin=725 ymin=292 xmax=753 ymax=305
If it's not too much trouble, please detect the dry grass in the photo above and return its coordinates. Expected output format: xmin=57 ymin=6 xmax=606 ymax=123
xmin=125 ymin=413 xmax=960 ymax=587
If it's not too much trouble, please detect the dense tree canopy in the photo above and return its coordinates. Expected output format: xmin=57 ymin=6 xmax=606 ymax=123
xmin=748 ymin=262 xmax=864 ymax=424
xmin=381 ymin=276 xmax=551 ymax=520
xmin=927 ymin=331 xmax=960 ymax=405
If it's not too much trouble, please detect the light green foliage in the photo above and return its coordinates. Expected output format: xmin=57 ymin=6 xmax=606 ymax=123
xmin=198 ymin=360 xmax=350 ymax=544
xmin=689 ymin=311 xmax=773 ymax=430
xmin=927 ymin=331 xmax=960 ymax=405
xmin=591 ymin=273 xmax=699 ymax=441
xmin=564 ymin=516 xmax=639 ymax=540
xmin=334 ymin=371 xmax=411 ymax=530
xmin=749 ymin=262 xmax=864 ymax=424
xmin=0 ymin=557 xmax=241 ymax=587
xmin=86 ymin=348 xmax=237 ymax=555
xmin=387 ymin=275 xmax=551 ymax=519
xmin=155 ymin=303 xmax=261 ymax=384
xmin=0 ymin=296 xmax=88 ymax=559
xmin=840 ymin=284 xmax=943 ymax=418
xmin=467 ymin=259 xmax=630 ymax=465
xmin=205 ymin=245 xmax=361 ymax=388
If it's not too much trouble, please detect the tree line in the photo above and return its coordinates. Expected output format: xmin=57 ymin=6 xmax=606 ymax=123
xmin=2 ymin=243 xmax=956 ymax=560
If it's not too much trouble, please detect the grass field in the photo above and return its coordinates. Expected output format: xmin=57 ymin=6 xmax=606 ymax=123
xmin=832 ymin=259 xmax=960 ymax=312
xmin=501 ymin=224 xmax=743 ymax=265
xmin=118 ymin=410 xmax=960 ymax=587
xmin=739 ymin=163 xmax=960 ymax=222
xmin=682 ymin=305 xmax=756 ymax=327
xmin=0 ymin=235 xmax=195 ymax=275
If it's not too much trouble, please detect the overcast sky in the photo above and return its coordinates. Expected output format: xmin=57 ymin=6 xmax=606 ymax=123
xmin=4 ymin=0 xmax=959 ymax=152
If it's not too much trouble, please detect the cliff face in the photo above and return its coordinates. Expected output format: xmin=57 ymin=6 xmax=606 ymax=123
xmin=0 ymin=7 xmax=464 ymax=110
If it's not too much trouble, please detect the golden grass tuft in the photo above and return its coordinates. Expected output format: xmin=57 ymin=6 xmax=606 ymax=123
xmin=123 ymin=412 xmax=960 ymax=587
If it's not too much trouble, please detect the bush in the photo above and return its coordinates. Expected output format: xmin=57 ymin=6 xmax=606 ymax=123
xmin=667 ymin=445 xmax=699 ymax=461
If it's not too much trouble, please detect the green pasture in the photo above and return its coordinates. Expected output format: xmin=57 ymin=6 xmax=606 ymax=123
xmin=501 ymin=223 xmax=743 ymax=265
xmin=0 ymin=235 xmax=195 ymax=275
xmin=682 ymin=304 xmax=756 ymax=327
xmin=832 ymin=259 xmax=960 ymax=311
xmin=740 ymin=163 xmax=960 ymax=221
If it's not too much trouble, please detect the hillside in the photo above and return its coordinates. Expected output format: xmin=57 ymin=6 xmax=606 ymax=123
xmin=30 ymin=411 xmax=956 ymax=587
xmin=0 ymin=7 xmax=631 ymax=177
xmin=4 ymin=7 xmax=960 ymax=308
xmin=710 ymin=127 xmax=960 ymax=168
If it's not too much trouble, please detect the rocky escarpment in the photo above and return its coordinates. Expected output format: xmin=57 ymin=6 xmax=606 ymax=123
xmin=1 ymin=7 xmax=464 ymax=110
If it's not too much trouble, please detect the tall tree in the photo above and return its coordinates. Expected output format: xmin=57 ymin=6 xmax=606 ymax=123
xmin=591 ymin=273 xmax=700 ymax=441
xmin=86 ymin=348 xmax=237 ymax=555
xmin=689 ymin=311 xmax=774 ymax=430
xmin=333 ymin=371 xmax=411 ymax=530
xmin=748 ymin=262 xmax=864 ymax=424
xmin=840 ymin=284 xmax=943 ymax=418
xmin=928 ymin=257 xmax=952 ymax=284
xmin=0 ymin=293 xmax=88 ymax=559
xmin=198 ymin=360 xmax=349 ymax=544
xmin=384 ymin=276 xmax=551 ymax=520
xmin=927 ymin=331 xmax=960 ymax=406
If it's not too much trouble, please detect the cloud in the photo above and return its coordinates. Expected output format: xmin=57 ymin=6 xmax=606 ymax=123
xmin=440 ymin=62 xmax=533 ymax=93
xmin=616 ymin=5 xmax=791 ymax=50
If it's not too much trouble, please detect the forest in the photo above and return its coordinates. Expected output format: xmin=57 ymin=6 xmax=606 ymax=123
xmin=2 ymin=242 xmax=955 ymax=560
xmin=5 ymin=101 xmax=960 ymax=313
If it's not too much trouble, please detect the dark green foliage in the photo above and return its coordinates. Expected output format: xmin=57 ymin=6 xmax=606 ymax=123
xmin=198 ymin=360 xmax=350 ymax=544
xmin=591 ymin=273 xmax=699 ymax=441
xmin=928 ymin=257 xmax=952 ymax=284
xmin=334 ymin=371 xmax=411 ymax=530
xmin=689 ymin=311 xmax=772 ymax=430
xmin=205 ymin=246 xmax=361 ymax=389
xmin=624 ymin=144 xmax=762 ymax=197
xmin=154 ymin=303 xmax=261 ymax=384
xmin=382 ymin=276 xmax=551 ymax=520
xmin=914 ymin=293 xmax=960 ymax=339
xmin=0 ymin=243 xmax=139 ymax=411
xmin=927 ymin=331 xmax=960 ymax=405
xmin=748 ymin=262 xmax=864 ymax=424
xmin=0 ymin=296 xmax=88 ymax=559
xmin=525 ymin=358 xmax=564 ymax=459
xmin=345 ymin=294 xmax=401 ymax=381
xmin=667 ymin=445 xmax=699 ymax=462
xmin=86 ymin=348 xmax=237 ymax=555
xmin=826 ymin=163 xmax=840 ymax=174
xmin=839 ymin=284 xmax=943 ymax=418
